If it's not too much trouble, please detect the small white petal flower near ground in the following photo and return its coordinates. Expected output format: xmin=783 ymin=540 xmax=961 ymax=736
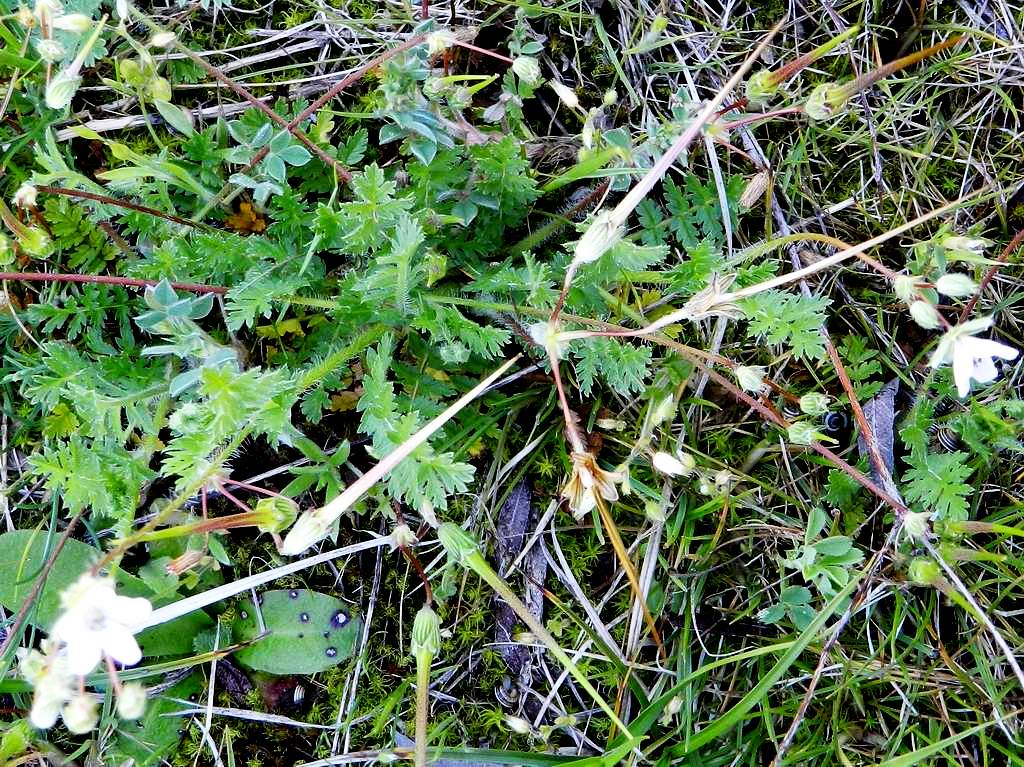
xmin=651 ymin=451 xmax=695 ymax=477
xmin=562 ymin=452 xmax=621 ymax=519
xmin=929 ymin=316 xmax=1019 ymax=398
xmin=50 ymin=573 xmax=153 ymax=675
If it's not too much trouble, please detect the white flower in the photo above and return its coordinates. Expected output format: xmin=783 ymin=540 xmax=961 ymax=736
xmin=117 ymin=682 xmax=147 ymax=720
xmin=51 ymin=574 xmax=152 ymax=675
xmin=548 ymin=79 xmax=579 ymax=110
xmin=12 ymin=182 xmax=37 ymax=208
xmin=929 ymin=316 xmax=1019 ymax=398
xmin=562 ymin=452 xmax=621 ymax=520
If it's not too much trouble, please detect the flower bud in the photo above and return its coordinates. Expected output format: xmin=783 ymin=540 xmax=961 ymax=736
xmin=45 ymin=68 xmax=82 ymax=110
xmin=253 ymin=496 xmax=299 ymax=534
xmin=652 ymin=451 xmax=694 ymax=477
xmin=799 ymin=392 xmax=830 ymax=417
xmin=644 ymin=500 xmax=666 ymax=523
xmin=714 ymin=469 xmax=733 ymax=493
xmin=909 ymin=300 xmax=941 ymax=329
xmin=511 ymin=56 xmax=542 ymax=86
xmin=602 ymin=89 xmax=617 ymax=106
xmin=150 ymin=30 xmax=176 ymax=48
xmin=51 ymin=13 xmax=92 ymax=33
xmin=390 ymin=523 xmax=417 ymax=549
xmin=901 ymin=511 xmax=932 ymax=543
xmin=745 ymin=69 xmax=779 ymax=107
xmin=12 ymin=182 xmax=37 ymax=208
xmin=505 ymin=715 xmax=534 ymax=735
xmin=940 ymin=234 xmax=990 ymax=261
xmin=19 ymin=227 xmax=51 ymax=257
xmin=892 ymin=274 xmax=924 ymax=304
xmin=426 ymin=29 xmax=457 ymax=56
xmin=117 ymin=682 xmax=147 ymax=720
xmin=548 ymin=79 xmax=579 ymax=109
xmin=437 ymin=522 xmax=479 ymax=566
xmin=62 ymin=695 xmax=98 ymax=734
xmin=280 ymin=508 xmax=333 ymax=555
xmin=571 ymin=210 xmax=622 ymax=266
xmin=787 ymin=420 xmax=819 ymax=445
xmin=935 ymin=273 xmax=977 ymax=298
xmin=35 ymin=37 xmax=65 ymax=62
xmin=734 ymin=365 xmax=767 ymax=394
xmin=148 ymin=76 xmax=172 ymax=102
xmin=411 ymin=604 xmax=441 ymax=658
xmin=739 ymin=171 xmax=770 ymax=210
xmin=804 ymin=83 xmax=846 ymax=121
xmin=907 ymin=557 xmax=941 ymax=587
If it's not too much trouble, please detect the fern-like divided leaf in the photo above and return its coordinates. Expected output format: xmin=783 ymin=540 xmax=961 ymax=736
xmin=903 ymin=451 xmax=973 ymax=521
xmin=740 ymin=290 xmax=831 ymax=361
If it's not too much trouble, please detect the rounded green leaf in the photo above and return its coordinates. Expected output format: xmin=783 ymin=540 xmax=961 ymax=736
xmin=232 ymin=589 xmax=361 ymax=674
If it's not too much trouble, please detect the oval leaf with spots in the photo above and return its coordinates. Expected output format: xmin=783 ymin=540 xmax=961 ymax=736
xmin=232 ymin=589 xmax=361 ymax=674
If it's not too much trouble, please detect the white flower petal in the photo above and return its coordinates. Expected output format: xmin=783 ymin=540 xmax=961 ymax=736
xmin=101 ymin=628 xmax=142 ymax=667
xmin=64 ymin=637 xmax=102 ymax=676
xmin=970 ymin=355 xmax=999 ymax=385
xmin=967 ymin=337 xmax=1019 ymax=362
xmin=111 ymin=594 xmax=153 ymax=628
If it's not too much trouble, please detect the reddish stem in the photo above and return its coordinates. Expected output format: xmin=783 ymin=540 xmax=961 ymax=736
xmin=36 ymin=186 xmax=211 ymax=230
xmin=0 ymin=271 xmax=227 ymax=295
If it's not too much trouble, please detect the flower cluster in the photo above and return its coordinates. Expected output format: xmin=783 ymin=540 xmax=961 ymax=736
xmin=18 ymin=573 xmax=152 ymax=732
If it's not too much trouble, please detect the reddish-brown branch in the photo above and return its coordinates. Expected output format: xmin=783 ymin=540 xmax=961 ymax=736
xmin=0 ymin=271 xmax=227 ymax=295
xmin=35 ymin=186 xmax=211 ymax=230
xmin=959 ymin=227 xmax=1024 ymax=322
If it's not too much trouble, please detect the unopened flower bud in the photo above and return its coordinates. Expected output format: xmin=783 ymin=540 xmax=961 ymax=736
xmin=799 ymin=392 xmax=830 ymax=417
xmin=117 ymin=682 xmax=147 ymax=720
xmin=411 ymin=604 xmax=441 ymax=658
xmin=35 ymin=37 xmax=65 ymax=62
xmin=62 ymin=695 xmax=98 ymax=734
xmin=714 ymin=469 xmax=733 ymax=492
xmin=45 ymin=69 xmax=82 ymax=110
xmin=280 ymin=508 xmax=333 ymax=555
xmin=734 ymin=365 xmax=767 ymax=394
xmin=51 ymin=13 xmax=92 ymax=33
xmin=253 ymin=496 xmax=299 ymax=534
xmin=505 ymin=715 xmax=534 ymax=735
xmin=644 ymin=500 xmax=666 ymax=523
xmin=13 ymin=182 xmax=37 ymax=208
xmin=907 ymin=557 xmax=941 ymax=587
xmin=739 ymin=171 xmax=770 ymax=210
xmin=390 ymin=523 xmax=417 ymax=549
xmin=571 ymin=210 xmax=622 ymax=266
xmin=426 ymin=29 xmax=457 ymax=56
xmin=940 ymin=235 xmax=990 ymax=261
xmin=902 ymin=511 xmax=932 ymax=543
xmin=893 ymin=274 xmax=924 ymax=304
xmin=511 ymin=56 xmax=542 ymax=86
xmin=745 ymin=69 xmax=779 ymax=107
xmin=437 ymin=522 xmax=479 ymax=566
xmin=548 ymin=79 xmax=579 ymax=109
xmin=150 ymin=30 xmax=176 ymax=48
xmin=148 ymin=76 xmax=172 ymax=102
xmin=602 ymin=89 xmax=617 ymax=106
xmin=804 ymin=83 xmax=847 ymax=121
xmin=787 ymin=420 xmax=819 ymax=445
xmin=935 ymin=273 xmax=977 ymax=298
xmin=909 ymin=300 xmax=941 ymax=329
xmin=652 ymin=451 xmax=695 ymax=478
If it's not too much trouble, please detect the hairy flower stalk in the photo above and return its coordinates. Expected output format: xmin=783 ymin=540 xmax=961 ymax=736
xmin=745 ymin=25 xmax=860 ymax=106
xmin=803 ymin=36 xmax=962 ymax=121
xmin=411 ymin=604 xmax=441 ymax=767
xmin=437 ymin=523 xmax=635 ymax=740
